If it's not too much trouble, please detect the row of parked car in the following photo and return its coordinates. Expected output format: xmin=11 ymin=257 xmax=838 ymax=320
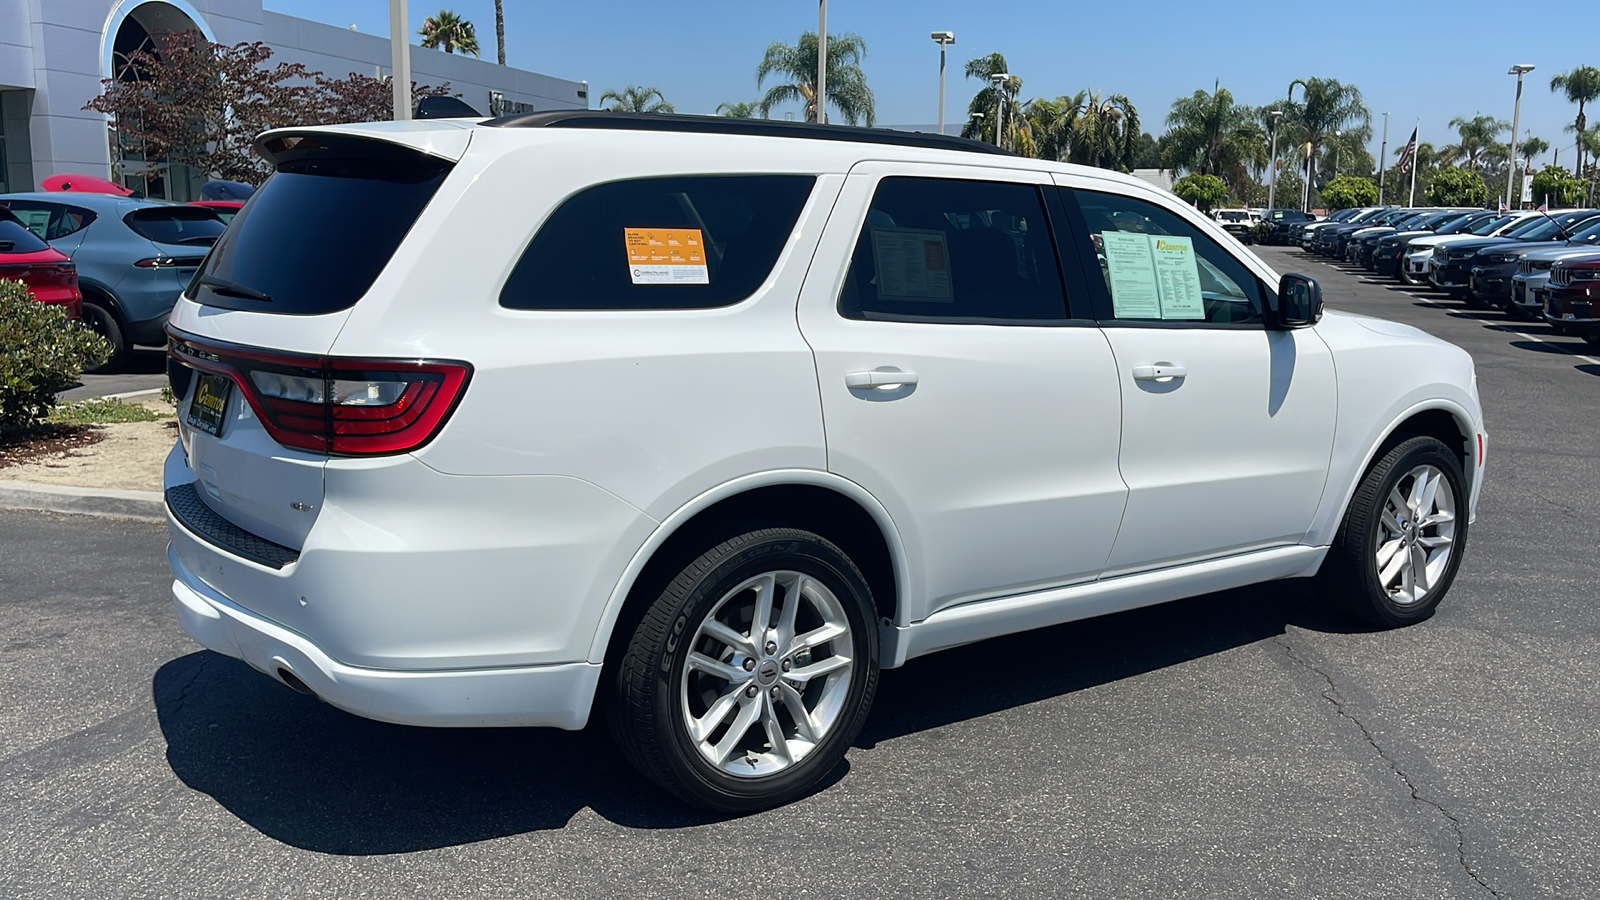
xmin=1261 ymin=204 xmax=1600 ymax=345
xmin=0 ymin=180 xmax=245 ymax=371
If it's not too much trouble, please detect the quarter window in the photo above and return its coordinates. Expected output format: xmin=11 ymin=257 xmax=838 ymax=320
xmin=839 ymin=176 xmax=1068 ymax=322
xmin=0 ymin=201 xmax=97 ymax=241
xmin=1069 ymin=189 xmax=1264 ymax=325
xmin=500 ymin=175 xmax=815 ymax=311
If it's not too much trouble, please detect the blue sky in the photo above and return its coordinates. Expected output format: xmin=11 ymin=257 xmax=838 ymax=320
xmin=264 ymin=0 xmax=1595 ymax=170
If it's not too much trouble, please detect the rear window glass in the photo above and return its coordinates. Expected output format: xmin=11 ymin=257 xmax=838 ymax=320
xmin=125 ymin=207 xmax=227 ymax=246
xmin=194 ymin=153 xmax=452 ymax=314
xmin=0 ymin=215 xmax=49 ymax=253
xmin=500 ymin=175 xmax=815 ymax=310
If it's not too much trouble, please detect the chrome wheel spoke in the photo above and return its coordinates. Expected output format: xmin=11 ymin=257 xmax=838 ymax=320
xmin=1379 ymin=548 xmax=1408 ymax=589
xmin=1376 ymin=538 xmax=1406 ymax=569
xmin=1417 ymin=534 xmax=1452 ymax=550
xmin=1410 ymin=544 xmax=1430 ymax=593
xmin=687 ymin=651 xmax=747 ymax=685
xmin=700 ymin=619 xmax=756 ymax=657
xmin=680 ymin=568 xmax=856 ymax=778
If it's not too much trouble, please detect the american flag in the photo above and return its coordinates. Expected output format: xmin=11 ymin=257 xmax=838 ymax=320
xmin=1537 ymin=200 xmax=1548 ymax=213
xmin=1498 ymin=199 xmax=1509 ymax=214
xmin=1395 ymin=126 xmax=1419 ymax=173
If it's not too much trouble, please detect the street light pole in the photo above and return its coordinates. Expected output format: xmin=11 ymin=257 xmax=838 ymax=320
xmin=1334 ymin=130 xmax=1342 ymax=177
xmin=931 ymin=32 xmax=955 ymax=135
xmin=1267 ymin=109 xmax=1283 ymax=209
xmin=389 ymin=0 xmax=411 ymax=121
xmin=1378 ymin=112 xmax=1389 ymax=203
xmin=1506 ymin=64 xmax=1535 ymax=209
xmin=815 ymin=0 xmax=826 ymax=124
xmin=990 ymin=73 xmax=1010 ymax=149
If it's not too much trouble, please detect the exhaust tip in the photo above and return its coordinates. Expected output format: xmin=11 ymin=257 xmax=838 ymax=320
xmin=276 ymin=667 xmax=316 ymax=697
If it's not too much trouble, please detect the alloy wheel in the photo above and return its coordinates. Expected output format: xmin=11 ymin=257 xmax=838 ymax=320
xmin=1374 ymin=464 xmax=1457 ymax=605
xmin=680 ymin=570 xmax=855 ymax=777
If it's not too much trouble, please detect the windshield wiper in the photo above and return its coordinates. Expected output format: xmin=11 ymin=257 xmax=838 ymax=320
xmin=199 ymin=274 xmax=273 ymax=303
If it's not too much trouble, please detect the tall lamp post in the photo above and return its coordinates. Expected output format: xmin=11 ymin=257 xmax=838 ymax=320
xmin=816 ymin=0 xmax=827 ymax=124
xmin=1334 ymin=130 xmax=1342 ymax=177
xmin=1266 ymin=109 xmax=1283 ymax=209
xmin=389 ymin=0 xmax=411 ymax=120
xmin=990 ymin=73 xmax=1010 ymax=149
xmin=1506 ymin=63 xmax=1536 ymax=209
xmin=1378 ymin=112 xmax=1389 ymax=203
xmin=931 ymin=31 xmax=955 ymax=135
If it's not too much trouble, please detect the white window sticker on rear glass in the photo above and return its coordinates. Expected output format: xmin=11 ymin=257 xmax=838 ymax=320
xmin=871 ymin=228 xmax=953 ymax=301
xmin=625 ymin=227 xmax=709 ymax=284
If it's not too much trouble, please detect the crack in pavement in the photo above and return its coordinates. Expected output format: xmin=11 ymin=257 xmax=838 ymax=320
xmin=1274 ymin=633 xmax=1503 ymax=899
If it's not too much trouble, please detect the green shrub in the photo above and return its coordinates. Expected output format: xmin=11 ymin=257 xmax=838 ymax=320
xmin=1317 ymin=175 xmax=1379 ymax=210
xmin=1530 ymin=165 xmax=1584 ymax=208
xmin=1173 ymin=173 xmax=1228 ymax=212
xmin=0 ymin=279 xmax=112 ymax=436
xmin=1427 ymin=166 xmax=1490 ymax=207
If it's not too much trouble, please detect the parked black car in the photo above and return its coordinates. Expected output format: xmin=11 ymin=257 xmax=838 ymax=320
xmin=1314 ymin=207 xmax=1401 ymax=257
xmin=1258 ymin=208 xmax=1315 ymax=245
xmin=1372 ymin=211 xmax=1498 ymax=278
xmin=1467 ymin=211 xmax=1600 ymax=308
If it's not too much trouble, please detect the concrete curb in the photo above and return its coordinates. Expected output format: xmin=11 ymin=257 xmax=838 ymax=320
xmin=0 ymin=480 xmax=164 ymax=522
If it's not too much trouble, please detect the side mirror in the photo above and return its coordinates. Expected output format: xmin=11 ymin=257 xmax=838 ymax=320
xmin=1273 ymin=273 xmax=1323 ymax=328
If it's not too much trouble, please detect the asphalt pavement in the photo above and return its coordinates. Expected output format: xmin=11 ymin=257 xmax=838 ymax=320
xmin=2 ymin=247 xmax=1597 ymax=898
xmin=57 ymin=347 xmax=168 ymax=401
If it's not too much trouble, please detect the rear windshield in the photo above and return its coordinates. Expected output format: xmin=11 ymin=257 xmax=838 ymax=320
xmin=193 ymin=153 xmax=452 ymax=314
xmin=125 ymin=207 xmax=227 ymax=246
xmin=0 ymin=215 xmax=48 ymax=253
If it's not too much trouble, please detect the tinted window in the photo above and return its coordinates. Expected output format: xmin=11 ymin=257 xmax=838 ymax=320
xmin=125 ymin=207 xmax=226 ymax=246
xmin=1069 ymin=189 xmax=1264 ymax=325
xmin=839 ymin=177 xmax=1067 ymax=322
xmin=0 ymin=201 xmax=96 ymax=241
xmin=195 ymin=153 xmax=452 ymax=314
xmin=500 ymin=175 xmax=815 ymax=311
xmin=0 ymin=212 xmax=48 ymax=253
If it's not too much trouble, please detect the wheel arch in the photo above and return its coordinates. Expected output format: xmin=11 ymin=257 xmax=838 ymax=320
xmin=585 ymin=470 xmax=911 ymax=670
xmin=76 ymin=280 xmax=126 ymax=320
xmin=1316 ymin=399 xmax=1478 ymax=547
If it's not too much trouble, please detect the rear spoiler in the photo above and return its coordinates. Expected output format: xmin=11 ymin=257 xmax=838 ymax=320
xmin=254 ymin=122 xmax=473 ymax=167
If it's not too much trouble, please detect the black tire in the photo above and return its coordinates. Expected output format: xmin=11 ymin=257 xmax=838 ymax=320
xmin=80 ymin=300 xmax=129 ymax=373
xmin=1584 ymin=332 xmax=1600 ymax=347
xmin=1460 ymin=290 xmax=1484 ymax=308
xmin=1550 ymin=321 xmax=1570 ymax=336
xmin=1317 ymin=436 xmax=1469 ymax=628
xmin=608 ymin=528 xmax=880 ymax=812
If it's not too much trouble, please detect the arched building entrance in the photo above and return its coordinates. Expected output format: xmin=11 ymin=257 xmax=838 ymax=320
xmin=99 ymin=0 xmax=215 ymax=198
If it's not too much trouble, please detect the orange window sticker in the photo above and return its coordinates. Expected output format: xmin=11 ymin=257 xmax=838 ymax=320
xmin=624 ymin=228 xmax=709 ymax=284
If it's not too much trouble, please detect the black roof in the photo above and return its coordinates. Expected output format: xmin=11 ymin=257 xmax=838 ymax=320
xmin=481 ymin=109 xmax=1013 ymax=157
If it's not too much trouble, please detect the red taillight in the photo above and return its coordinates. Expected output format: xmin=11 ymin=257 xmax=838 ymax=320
xmin=135 ymin=256 xmax=206 ymax=268
xmin=168 ymin=331 xmax=471 ymax=456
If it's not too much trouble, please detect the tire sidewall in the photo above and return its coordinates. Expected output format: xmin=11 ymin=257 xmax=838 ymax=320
xmin=1353 ymin=439 xmax=1469 ymax=626
xmin=80 ymin=301 xmax=127 ymax=373
xmin=651 ymin=531 xmax=879 ymax=810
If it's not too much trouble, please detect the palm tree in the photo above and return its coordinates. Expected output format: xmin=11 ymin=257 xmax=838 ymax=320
xmin=1551 ymin=66 xmax=1600 ymax=175
xmin=756 ymin=32 xmax=874 ymax=126
xmin=1441 ymin=114 xmax=1508 ymax=172
xmin=1067 ymin=90 xmax=1141 ymax=171
xmin=1519 ymin=134 xmax=1550 ymax=167
xmin=1162 ymin=85 xmax=1266 ymax=193
xmin=958 ymin=53 xmax=1024 ymax=147
xmin=418 ymin=10 xmax=479 ymax=56
xmin=599 ymin=85 xmax=674 ymax=114
xmin=1284 ymin=77 xmax=1370 ymax=190
xmin=1021 ymin=93 xmax=1086 ymax=161
xmin=493 ymin=0 xmax=505 ymax=65
xmin=716 ymin=101 xmax=759 ymax=118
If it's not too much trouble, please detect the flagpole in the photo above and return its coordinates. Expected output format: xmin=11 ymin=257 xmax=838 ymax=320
xmin=1378 ymin=112 xmax=1389 ymax=204
xmin=1408 ymin=120 xmax=1419 ymax=206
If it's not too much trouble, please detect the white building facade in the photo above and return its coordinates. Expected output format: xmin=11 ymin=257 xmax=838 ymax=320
xmin=0 ymin=0 xmax=586 ymax=195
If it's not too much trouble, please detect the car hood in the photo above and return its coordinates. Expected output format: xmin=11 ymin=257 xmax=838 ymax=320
xmin=1520 ymin=245 xmax=1600 ymax=263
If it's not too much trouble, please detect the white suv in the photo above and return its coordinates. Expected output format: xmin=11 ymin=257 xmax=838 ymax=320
xmin=164 ymin=112 xmax=1486 ymax=811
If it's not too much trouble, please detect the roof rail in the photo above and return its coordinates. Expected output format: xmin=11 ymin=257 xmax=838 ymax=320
xmin=480 ymin=109 xmax=1013 ymax=157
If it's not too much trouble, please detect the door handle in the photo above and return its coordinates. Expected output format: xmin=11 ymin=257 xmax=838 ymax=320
xmin=845 ymin=369 xmax=919 ymax=389
xmin=1131 ymin=364 xmax=1187 ymax=381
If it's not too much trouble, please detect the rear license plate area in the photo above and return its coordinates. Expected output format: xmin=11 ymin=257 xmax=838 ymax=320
xmin=187 ymin=372 xmax=233 ymax=438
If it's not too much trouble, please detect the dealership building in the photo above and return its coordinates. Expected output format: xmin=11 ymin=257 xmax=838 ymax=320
xmin=0 ymin=0 xmax=587 ymax=197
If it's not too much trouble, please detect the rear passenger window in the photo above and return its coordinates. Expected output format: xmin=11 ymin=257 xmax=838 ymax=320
xmin=0 ymin=202 xmax=96 ymax=241
xmin=1068 ymin=189 xmax=1264 ymax=325
xmin=500 ymin=175 xmax=815 ymax=310
xmin=839 ymin=177 xmax=1067 ymax=322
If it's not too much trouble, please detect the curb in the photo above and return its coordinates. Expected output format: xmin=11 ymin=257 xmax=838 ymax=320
xmin=0 ymin=480 xmax=164 ymax=523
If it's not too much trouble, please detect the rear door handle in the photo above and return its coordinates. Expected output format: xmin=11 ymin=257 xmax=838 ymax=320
xmin=845 ymin=369 xmax=919 ymax=389
xmin=1131 ymin=364 xmax=1187 ymax=381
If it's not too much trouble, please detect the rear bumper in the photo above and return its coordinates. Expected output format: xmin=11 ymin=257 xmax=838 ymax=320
xmin=169 ymin=546 xmax=601 ymax=729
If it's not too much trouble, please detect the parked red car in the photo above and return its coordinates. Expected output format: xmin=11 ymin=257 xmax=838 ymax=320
xmin=1544 ymin=256 xmax=1600 ymax=345
xmin=0 ymin=207 xmax=80 ymax=316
